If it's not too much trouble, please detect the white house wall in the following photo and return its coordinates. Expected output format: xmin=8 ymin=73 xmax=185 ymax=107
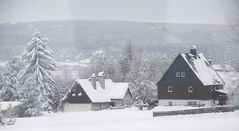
xmin=63 ymin=103 xmax=91 ymax=112
xmin=158 ymin=99 xmax=213 ymax=107
xmin=91 ymin=103 xmax=110 ymax=111
xmin=111 ymin=99 xmax=124 ymax=106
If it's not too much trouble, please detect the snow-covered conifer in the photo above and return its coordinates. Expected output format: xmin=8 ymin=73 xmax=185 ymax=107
xmin=0 ymin=57 xmax=22 ymax=101
xmin=90 ymin=49 xmax=106 ymax=74
xmin=120 ymin=42 xmax=134 ymax=76
xmin=18 ymin=30 xmax=56 ymax=115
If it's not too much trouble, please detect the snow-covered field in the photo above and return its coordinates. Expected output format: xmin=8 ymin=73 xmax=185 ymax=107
xmin=1 ymin=107 xmax=239 ymax=131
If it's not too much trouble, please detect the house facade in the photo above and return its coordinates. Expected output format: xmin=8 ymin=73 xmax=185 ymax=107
xmin=60 ymin=72 xmax=133 ymax=112
xmin=157 ymin=46 xmax=226 ymax=106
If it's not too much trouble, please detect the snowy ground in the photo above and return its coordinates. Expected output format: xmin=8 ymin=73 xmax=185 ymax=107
xmin=1 ymin=107 xmax=239 ymax=131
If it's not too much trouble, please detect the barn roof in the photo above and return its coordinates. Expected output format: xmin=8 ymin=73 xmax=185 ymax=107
xmin=74 ymin=79 xmax=129 ymax=103
xmin=180 ymin=53 xmax=224 ymax=86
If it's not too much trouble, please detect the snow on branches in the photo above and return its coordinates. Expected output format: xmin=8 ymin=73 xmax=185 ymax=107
xmin=17 ymin=30 xmax=56 ymax=116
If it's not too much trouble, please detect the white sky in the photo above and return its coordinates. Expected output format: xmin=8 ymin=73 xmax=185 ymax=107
xmin=0 ymin=0 xmax=236 ymax=24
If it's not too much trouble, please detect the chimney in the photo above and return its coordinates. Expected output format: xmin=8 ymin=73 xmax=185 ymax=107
xmin=190 ymin=46 xmax=197 ymax=58
xmin=91 ymin=73 xmax=96 ymax=89
xmin=98 ymin=72 xmax=105 ymax=89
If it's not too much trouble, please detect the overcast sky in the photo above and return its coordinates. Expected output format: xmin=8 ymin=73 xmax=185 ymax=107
xmin=0 ymin=0 xmax=236 ymax=24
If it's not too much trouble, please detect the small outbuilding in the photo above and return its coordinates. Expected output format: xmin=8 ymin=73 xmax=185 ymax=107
xmin=0 ymin=101 xmax=21 ymax=118
xmin=157 ymin=46 xmax=227 ymax=106
xmin=60 ymin=72 xmax=133 ymax=112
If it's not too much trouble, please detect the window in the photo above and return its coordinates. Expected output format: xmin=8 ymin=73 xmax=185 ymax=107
xmin=181 ymin=72 xmax=185 ymax=77
xmin=188 ymin=86 xmax=193 ymax=93
xmin=188 ymin=101 xmax=197 ymax=105
xmin=176 ymin=72 xmax=185 ymax=77
xmin=193 ymin=101 xmax=197 ymax=105
xmin=72 ymin=93 xmax=76 ymax=96
xmin=168 ymin=101 xmax=173 ymax=106
xmin=78 ymin=92 xmax=82 ymax=96
xmin=168 ymin=86 xmax=173 ymax=92
xmin=176 ymin=72 xmax=180 ymax=77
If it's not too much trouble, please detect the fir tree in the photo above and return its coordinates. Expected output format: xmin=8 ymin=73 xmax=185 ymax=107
xmin=18 ymin=30 xmax=56 ymax=116
xmin=90 ymin=50 xmax=106 ymax=74
xmin=119 ymin=41 xmax=134 ymax=81
xmin=1 ymin=57 xmax=22 ymax=101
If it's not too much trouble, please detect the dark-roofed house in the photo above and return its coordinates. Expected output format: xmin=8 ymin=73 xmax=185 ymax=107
xmin=157 ymin=46 xmax=227 ymax=106
xmin=59 ymin=72 xmax=133 ymax=112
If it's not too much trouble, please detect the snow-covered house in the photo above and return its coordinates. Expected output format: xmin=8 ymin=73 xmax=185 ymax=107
xmin=157 ymin=46 xmax=227 ymax=106
xmin=60 ymin=72 xmax=133 ymax=112
xmin=0 ymin=102 xmax=21 ymax=117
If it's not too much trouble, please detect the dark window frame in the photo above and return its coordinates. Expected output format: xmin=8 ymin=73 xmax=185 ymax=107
xmin=181 ymin=72 xmax=185 ymax=77
xmin=176 ymin=72 xmax=180 ymax=77
xmin=168 ymin=86 xmax=173 ymax=92
xmin=188 ymin=86 xmax=193 ymax=93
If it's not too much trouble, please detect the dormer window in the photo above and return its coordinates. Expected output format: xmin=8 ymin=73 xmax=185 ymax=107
xmin=188 ymin=86 xmax=193 ymax=93
xmin=181 ymin=72 xmax=185 ymax=77
xmin=72 ymin=93 xmax=76 ymax=96
xmin=176 ymin=72 xmax=180 ymax=77
xmin=168 ymin=86 xmax=173 ymax=92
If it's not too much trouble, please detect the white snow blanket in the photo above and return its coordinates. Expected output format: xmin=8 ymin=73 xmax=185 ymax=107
xmin=0 ymin=107 xmax=238 ymax=131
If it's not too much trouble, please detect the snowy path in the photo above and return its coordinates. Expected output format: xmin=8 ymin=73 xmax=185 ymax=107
xmin=1 ymin=109 xmax=239 ymax=131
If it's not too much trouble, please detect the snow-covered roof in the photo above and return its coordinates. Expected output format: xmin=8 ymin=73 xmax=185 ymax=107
xmin=74 ymin=79 xmax=129 ymax=103
xmin=76 ymin=79 xmax=110 ymax=103
xmin=212 ymin=64 xmax=234 ymax=72
xmin=191 ymin=46 xmax=197 ymax=50
xmin=0 ymin=101 xmax=21 ymax=111
xmin=181 ymin=53 xmax=224 ymax=86
xmin=98 ymin=72 xmax=105 ymax=77
xmin=91 ymin=73 xmax=96 ymax=77
xmin=215 ymin=89 xmax=228 ymax=94
xmin=105 ymin=82 xmax=129 ymax=100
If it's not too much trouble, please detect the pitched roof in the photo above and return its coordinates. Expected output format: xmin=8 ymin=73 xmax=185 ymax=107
xmin=180 ymin=53 xmax=224 ymax=86
xmin=73 ymin=79 xmax=129 ymax=103
xmin=105 ymin=82 xmax=129 ymax=99
xmin=76 ymin=79 xmax=111 ymax=103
